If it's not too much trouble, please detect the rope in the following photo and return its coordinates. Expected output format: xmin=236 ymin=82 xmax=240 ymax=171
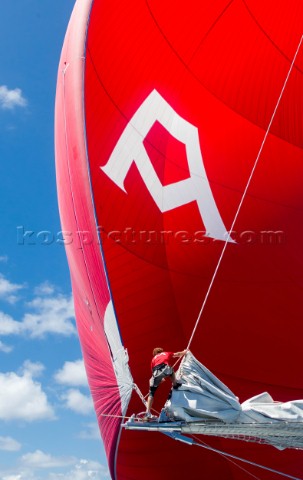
xmin=101 ymin=413 xmax=134 ymax=420
xmin=186 ymin=34 xmax=303 ymax=351
xmin=133 ymin=383 xmax=147 ymax=406
xmin=172 ymin=353 xmax=185 ymax=371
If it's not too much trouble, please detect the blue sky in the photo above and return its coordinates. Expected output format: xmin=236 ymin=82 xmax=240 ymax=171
xmin=0 ymin=1 xmax=109 ymax=478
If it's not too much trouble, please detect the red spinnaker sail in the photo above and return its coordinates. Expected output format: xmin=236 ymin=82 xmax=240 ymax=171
xmin=55 ymin=1 xmax=303 ymax=478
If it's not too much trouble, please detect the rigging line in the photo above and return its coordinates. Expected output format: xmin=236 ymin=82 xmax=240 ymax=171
xmin=190 ymin=434 xmax=261 ymax=480
xmin=133 ymin=384 xmax=162 ymax=415
xmin=172 ymin=353 xmax=184 ymax=371
xmin=101 ymin=410 xmax=160 ymax=419
xmin=133 ymin=383 xmax=147 ymax=406
xmin=100 ymin=413 xmax=134 ymax=420
xmin=189 ymin=436 xmax=302 ymax=480
xmin=186 ymin=33 xmax=303 ymax=351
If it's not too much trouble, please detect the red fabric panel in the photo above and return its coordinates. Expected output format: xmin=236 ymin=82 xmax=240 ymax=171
xmin=55 ymin=1 xmax=123 ymax=477
xmin=84 ymin=1 xmax=303 ymax=478
xmin=57 ymin=0 xmax=303 ymax=478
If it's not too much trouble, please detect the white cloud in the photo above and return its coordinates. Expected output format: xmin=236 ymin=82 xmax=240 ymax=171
xmin=34 ymin=282 xmax=55 ymax=296
xmin=23 ymin=294 xmax=76 ymax=338
xmin=0 ymin=457 xmax=109 ymax=480
xmin=47 ymin=459 xmax=110 ymax=479
xmin=54 ymin=360 xmax=88 ymax=387
xmin=0 ymin=369 xmax=55 ymax=421
xmin=0 ymin=85 xmax=27 ymax=110
xmin=0 ymin=340 xmax=13 ymax=353
xmin=21 ymin=450 xmax=75 ymax=469
xmin=0 ymin=256 xmax=8 ymax=263
xmin=2 ymin=476 xmax=23 ymax=480
xmin=21 ymin=360 xmax=45 ymax=378
xmin=78 ymin=422 xmax=100 ymax=440
xmin=0 ymin=312 xmax=22 ymax=335
xmin=0 ymin=293 xmax=75 ymax=339
xmin=0 ymin=274 xmax=24 ymax=304
xmin=0 ymin=436 xmax=21 ymax=452
xmin=61 ymin=389 xmax=93 ymax=416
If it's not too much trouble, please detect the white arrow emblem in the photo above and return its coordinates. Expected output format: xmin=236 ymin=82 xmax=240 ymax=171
xmin=101 ymin=89 xmax=232 ymax=242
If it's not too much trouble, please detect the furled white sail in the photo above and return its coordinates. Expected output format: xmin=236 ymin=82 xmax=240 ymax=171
xmin=158 ymin=352 xmax=303 ymax=450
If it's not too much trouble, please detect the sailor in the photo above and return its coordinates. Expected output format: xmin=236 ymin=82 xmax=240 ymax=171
xmin=145 ymin=348 xmax=187 ymax=418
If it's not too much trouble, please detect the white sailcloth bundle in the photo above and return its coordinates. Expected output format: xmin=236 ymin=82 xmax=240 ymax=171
xmin=165 ymin=352 xmax=303 ymax=449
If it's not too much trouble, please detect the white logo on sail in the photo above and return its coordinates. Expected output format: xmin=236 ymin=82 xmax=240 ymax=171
xmin=101 ymin=89 xmax=232 ymax=242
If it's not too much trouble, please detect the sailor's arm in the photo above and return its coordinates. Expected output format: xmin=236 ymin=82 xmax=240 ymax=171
xmin=173 ymin=349 xmax=187 ymax=358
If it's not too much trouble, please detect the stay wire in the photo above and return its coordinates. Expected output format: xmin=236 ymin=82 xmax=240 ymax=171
xmin=186 ymin=34 xmax=303 ymax=351
xmin=188 ymin=435 xmax=302 ymax=480
xmin=190 ymin=434 xmax=261 ymax=480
